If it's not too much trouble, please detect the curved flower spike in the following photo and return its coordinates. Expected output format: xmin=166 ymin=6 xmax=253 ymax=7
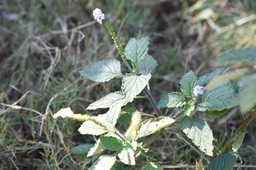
xmin=93 ymin=8 xmax=105 ymax=24
xmin=193 ymin=85 xmax=204 ymax=96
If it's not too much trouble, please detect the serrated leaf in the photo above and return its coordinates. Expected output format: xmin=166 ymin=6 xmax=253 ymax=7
xmin=208 ymin=152 xmax=236 ymax=170
xmin=198 ymin=82 xmax=238 ymax=111
xmin=198 ymin=68 xmax=223 ymax=86
xmin=87 ymin=91 xmax=127 ymax=110
xmin=138 ymin=55 xmax=158 ymax=75
xmin=232 ymin=131 xmax=246 ymax=152
xmin=105 ymin=104 xmax=122 ymax=130
xmin=184 ymin=101 xmax=195 ymax=116
xmin=139 ymin=117 xmax=175 ymax=138
xmin=205 ymin=68 xmax=249 ymax=90
xmin=180 ymin=71 xmax=198 ymax=98
xmin=79 ymin=59 xmax=122 ymax=82
xmin=180 ymin=116 xmax=213 ymax=156
xmin=158 ymin=92 xmax=186 ymax=109
xmin=239 ymin=74 xmax=256 ymax=113
xmin=217 ymin=48 xmax=256 ymax=66
xmin=78 ymin=120 xmax=108 ymax=136
xmin=71 ymin=144 xmax=93 ymax=154
xmin=118 ymin=145 xmax=135 ymax=165
xmin=125 ymin=36 xmax=149 ymax=64
xmin=89 ymin=155 xmax=116 ymax=170
xmin=122 ymin=74 xmax=151 ymax=102
xmin=100 ymin=136 xmax=124 ymax=152
xmin=87 ymin=139 xmax=105 ymax=157
xmin=143 ymin=162 xmax=163 ymax=170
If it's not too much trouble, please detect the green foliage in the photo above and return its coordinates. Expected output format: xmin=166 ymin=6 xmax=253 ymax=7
xmin=157 ymin=92 xmax=186 ymax=108
xmin=138 ymin=55 xmax=158 ymax=75
xmin=180 ymin=71 xmax=197 ymax=98
xmin=71 ymin=144 xmax=94 ymax=154
xmin=138 ymin=117 xmax=175 ymax=138
xmin=100 ymin=136 xmax=124 ymax=152
xmin=232 ymin=131 xmax=246 ymax=152
xmin=143 ymin=162 xmax=163 ymax=170
xmin=208 ymin=152 xmax=237 ymax=170
xmin=118 ymin=144 xmax=136 ymax=165
xmin=217 ymin=48 xmax=256 ymax=66
xmin=125 ymin=36 xmax=149 ymax=65
xmin=89 ymin=155 xmax=116 ymax=170
xmin=79 ymin=59 xmax=122 ymax=82
xmin=180 ymin=116 xmax=214 ymax=156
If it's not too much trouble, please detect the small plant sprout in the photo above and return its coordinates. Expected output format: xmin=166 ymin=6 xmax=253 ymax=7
xmin=53 ymin=107 xmax=74 ymax=118
xmin=193 ymin=85 xmax=204 ymax=96
xmin=93 ymin=8 xmax=105 ymax=24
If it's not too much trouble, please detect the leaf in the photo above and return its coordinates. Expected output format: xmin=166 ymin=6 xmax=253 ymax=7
xmin=100 ymin=136 xmax=124 ymax=152
xmin=118 ymin=145 xmax=135 ymax=165
xmin=158 ymin=92 xmax=186 ymax=109
xmin=198 ymin=82 xmax=239 ymax=111
xmin=105 ymin=104 xmax=122 ymax=130
xmin=184 ymin=101 xmax=195 ymax=116
xmin=89 ymin=155 xmax=116 ymax=170
xmin=71 ymin=144 xmax=93 ymax=154
xmin=78 ymin=119 xmax=108 ymax=136
xmin=217 ymin=48 xmax=256 ymax=66
xmin=180 ymin=71 xmax=198 ymax=98
xmin=87 ymin=139 xmax=105 ymax=157
xmin=208 ymin=152 xmax=236 ymax=170
xmin=143 ymin=162 xmax=163 ymax=170
xmin=232 ymin=131 xmax=246 ymax=152
xmin=239 ymin=74 xmax=256 ymax=113
xmin=79 ymin=59 xmax=122 ymax=82
xmin=138 ymin=55 xmax=158 ymax=75
xmin=198 ymin=68 xmax=223 ymax=86
xmin=87 ymin=91 xmax=127 ymax=110
xmin=125 ymin=36 xmax=149 ymax=64
xmin=205 ymin=109 xmax=227 ymax=118
xmin=122 ymin=74 xmax=151 ymax=102
xmin=139 ymin=116 xmax=175 ymax=138
xmin=205 ymin=68 xmax=249 ymax=90
xmin=180 ymin=116 xmax=214 ymax=156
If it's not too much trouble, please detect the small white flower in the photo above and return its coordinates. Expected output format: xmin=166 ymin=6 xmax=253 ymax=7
xmin=53 ymin=107 xmax=74 ymax=118
xmin=193 ymin=85 xmax=204 ymax=96
xmin=93 ymin=8 xmax=105 ymax=24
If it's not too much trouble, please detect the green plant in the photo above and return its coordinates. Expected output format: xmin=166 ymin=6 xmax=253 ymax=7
xmin=53 ymin=8 xmax=256 ymax=169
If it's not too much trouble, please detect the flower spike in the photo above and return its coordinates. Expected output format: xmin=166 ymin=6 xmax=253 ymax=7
xmin=93 ymin=8 xmax=105 ymax=24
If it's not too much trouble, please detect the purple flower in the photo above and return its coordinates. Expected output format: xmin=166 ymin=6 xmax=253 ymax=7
xmin=193 ymin=85 xmax=204 ymax=96
xmin=93 ymin=8 xmax=105 ymax=24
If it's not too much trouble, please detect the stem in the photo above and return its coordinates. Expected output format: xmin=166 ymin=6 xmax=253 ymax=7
xmin=102 ymin=19 xmax=163 ymax=116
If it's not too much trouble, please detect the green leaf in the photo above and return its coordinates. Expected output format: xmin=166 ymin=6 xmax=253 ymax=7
xmin=180 ymin=71 xmax=198 ymax=98
xmin=143 ymin=162 xmax=163 ymax=170
xmin=239 ymin=74 xmax=256 ymax=113
xmin=87 ymin=139 xmax=105 ymax=157
xmin=198 ymin=82 xmax=238 ymax=111
xmin=232 ymin=131 xmax=246 ymax=152
xmin=79 ymin=59 xmax=122 ymax=82
xmin=125 ymin=36 xmax=149 ymax=64
xmin=205 ymin=109 xmax=227 ymax=118
xmin=208 ymin=152 xmax=236 ymax=170
xmin=180 ymin=116 xmax=214 ymax=156
xmin=100 ymin=136 xmax=124 ymax=152
xmin=105 ymin=104 xmax=122 ymax=130
xmin=205 ymin=68 xmax=249 ymax=90
xmin=118 ymin=145 xmax=135 ymax=165
xmin=122 ymin=74 xmax=151 ymax=102
xmin=78 ymin=120 xmax=108 ymax=136
xmin=217 ymin=48 xmax=256 ymax=66
xmin=71 ymin=144 xmax=93 ymax=154
xmin=138 ymin=55 xmax=158 ymax=75
xmin=198 ymin=68 xmax=223 ymax=86
xmin=89 ymin=155 xmax=116 ymax=170
xmin=158 ymin=92 xmax=186 ymax=108
xmin=139 ymin=116 xmax=175 ymax=138
xmin=184 ymin=101 xmax=195 ymax=116
xmin=87 ymin=91 xmax=127 ymax=110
